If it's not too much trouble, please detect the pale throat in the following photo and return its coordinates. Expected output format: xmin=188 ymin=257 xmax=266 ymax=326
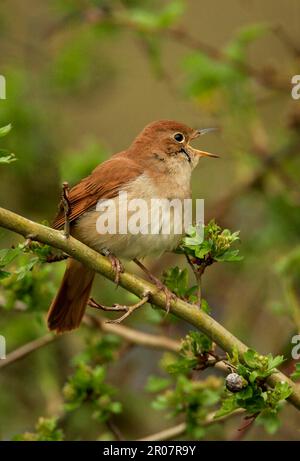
xmin=145 ymin=155 xmax=193 ymax=200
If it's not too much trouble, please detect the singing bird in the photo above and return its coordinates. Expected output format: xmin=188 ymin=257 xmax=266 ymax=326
xmin=47 ymin=120 xmax=217 ymax=333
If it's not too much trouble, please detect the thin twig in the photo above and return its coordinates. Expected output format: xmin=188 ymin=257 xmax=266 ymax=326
xmin=84 ymin=314 xmax=181 ymax=353
xmin=185 ymin=254 xmax=204 ymax=307
xmin=0 ymin=310 xmax=226 ymax=370
xmin=138 ymin=422 xmax=186 ymax=442
xmin=233 ymin=412 xmax=260 ymax=441
xmin=106 ymin=419 xmax=124 ymax=441
xmin=137 ymin=408 xmax=245 ymax=441
xmin=271 ymin=25 xmax=300 ymax=57
xmin=0 ymin=333 xmax=58 ymax=369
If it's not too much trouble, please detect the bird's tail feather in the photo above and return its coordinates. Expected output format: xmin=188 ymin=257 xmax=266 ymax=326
xmin=47 ymin=258 xmax=95 ymax=333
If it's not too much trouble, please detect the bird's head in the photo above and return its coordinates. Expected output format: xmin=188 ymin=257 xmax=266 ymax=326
xmin=132 ymin=120 xmax=218 ymax=169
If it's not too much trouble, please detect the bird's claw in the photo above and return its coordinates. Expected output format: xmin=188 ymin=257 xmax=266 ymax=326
xmin=102 ymin=249 xmax=124 ymax=285
xmin=88 ymin=292 xmax=150 ymax=324
xmin=133 ymin=259 xmax=176 ymax=316
xmin=150 ymin=278 xmax=176 ymax=316
xmin=109 ymin=254 xmax=124 ymax=285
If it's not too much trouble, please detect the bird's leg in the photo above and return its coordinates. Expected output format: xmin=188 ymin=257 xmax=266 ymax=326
xmin=88 ymin=292 xmax=150 ymax=324
xmin=101 ymin=248 xmax=124 ymax=286
xmin=133 ymin=258 xmax=176 ymax=315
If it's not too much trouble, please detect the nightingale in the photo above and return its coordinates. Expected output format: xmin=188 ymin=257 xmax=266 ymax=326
xmin=47 ymin=120 xmax=217 ymax=333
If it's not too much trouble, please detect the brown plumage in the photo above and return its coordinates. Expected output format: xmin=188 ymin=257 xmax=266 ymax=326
xmin=52 ymin=155 xmax=144 ymax=230
xmin=48 ymin=120 xmax=217 ymax=333
xmin=47 ymin=259 xmax=94 ymax=332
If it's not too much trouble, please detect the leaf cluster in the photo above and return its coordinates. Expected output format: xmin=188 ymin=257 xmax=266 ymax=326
xmin=63 ymin=362 xmax=122 ymax=423
xmin=216 ymin=348 xmax=291 ymax=434
xmin=14 ymin=417 xmax=64 ymax=441
xmin=0 ymin=124 xmax=16 ymax=164
xmin=180 ymin=220 xmax=242 ymax=269
xmin=148 ymin=374 xmax=223 ymax=439
xmin=166 ymin=331 xmax=213 ymax=375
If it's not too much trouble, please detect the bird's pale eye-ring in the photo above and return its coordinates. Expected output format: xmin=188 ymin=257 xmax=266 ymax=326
xmin=174 ymin=132 xmax=185 ymax=143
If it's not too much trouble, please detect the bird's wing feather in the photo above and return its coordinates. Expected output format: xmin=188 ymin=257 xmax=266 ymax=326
xmin=53 ymin=154 xmax=143 ymax=229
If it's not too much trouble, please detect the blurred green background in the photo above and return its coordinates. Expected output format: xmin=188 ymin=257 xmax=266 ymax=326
xmin=0 ymin=0 xmax=300 ymax=441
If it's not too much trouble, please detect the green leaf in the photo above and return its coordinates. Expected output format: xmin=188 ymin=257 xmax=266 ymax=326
xmin=274 ymin=382 xmax=292 ymax=401
xmin=243 ymin=349 xmax=261 ymax=369
xmin=200 ymin=298 xmax=211 ymax=314
xmin=0 ymin=247 xmax=22 ymax=267
xmin=13 ymin=417 xmax=64 ymax=441
xmin=235 ymin=23 xmax=270 ymax=45
xmin=0 ymin=269 xmax=10 ymax=280
xmin=181 ymin=331 xmax=212 ymax=355
xmin=235 ymin=386 xmax=253 ymax=400
xmin=225 ymin=24 xmax=270 ymax=63
xmin=215 ymin=394 xmax=238 ymax=418
xmin=267 ymin=354 xmax=285 ymax=371
xmin=214 ymin=249 xmax=243 ymax=262
xmin=126 ymin=0 xmax=184 ymax=30
xmin=194 ymin=243 xmax=211 ymax=259
xmin=0 ymin=123 xmax=12 ymax=137
xmin=0 ymin=150 xmax=16 ymax=164
xmin=237 ymin=363 xmax=250 ymax=379
xmin=167 ymin=357 xmax=198 ymax=375
xmin=183 ymin=233 xmax=204 ymax=248
xmin=249 ymin=370 xmax=259 ymax=383
xmin=291 ymin=363 xmax=300 ymax=381
xmin=146 ymin=375 xmax=171 ymax=393
xmin=228 ymin=346 xmax=240 ymax=366
xmin=256 ymin=410 xmax=281 ymax=435
xmin=15 ymin=258 xmax=38 ymax=280
xmin=189 ymin=425 xmax=206 ymax=439
xmin=163 ymin=266 xmax=189 ymax=298
xmin=181 ymin=220 xmax=242 ymax=266
xmin=158 ymin=0 xmax=185 ymax=28
xmin=152 ymin=395 xmax=169 ymax=411
xmin=109 ymin=401 xmax=122 ymax=414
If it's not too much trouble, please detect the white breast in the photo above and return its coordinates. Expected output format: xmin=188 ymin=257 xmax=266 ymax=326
xmin=73 ymin=170 xmax=192 ymax=260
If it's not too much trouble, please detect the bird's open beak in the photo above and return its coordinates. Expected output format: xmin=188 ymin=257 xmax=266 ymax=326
xmin=189 ymin=127 xmax=219 ymax=158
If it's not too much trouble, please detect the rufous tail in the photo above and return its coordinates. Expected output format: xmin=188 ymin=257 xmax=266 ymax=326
xmin=47 ymin=258 xmax=95 ymax=333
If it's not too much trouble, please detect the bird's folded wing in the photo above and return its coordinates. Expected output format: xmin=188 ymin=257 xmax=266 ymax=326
xmin=52 ymin=153 xmax=143 ymax=229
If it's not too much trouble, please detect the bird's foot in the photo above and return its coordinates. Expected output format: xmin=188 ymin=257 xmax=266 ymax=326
xmin=88 ymin=292 xmax=150 ymax=324
xmin=133 ymin=259 xmax=176 ymax=315
xmin=148 ymin=276 xmax=176 ymax=315
xmin=102 ymin=249 xmax=124 ymax=285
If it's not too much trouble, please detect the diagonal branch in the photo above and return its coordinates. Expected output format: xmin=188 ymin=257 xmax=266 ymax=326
xmin=0 ymin=206 xmax=299 ymax=411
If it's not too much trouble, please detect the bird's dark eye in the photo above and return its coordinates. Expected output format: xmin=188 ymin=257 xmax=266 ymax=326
xmin=174 ymin=132 xmax=184 ymax=142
